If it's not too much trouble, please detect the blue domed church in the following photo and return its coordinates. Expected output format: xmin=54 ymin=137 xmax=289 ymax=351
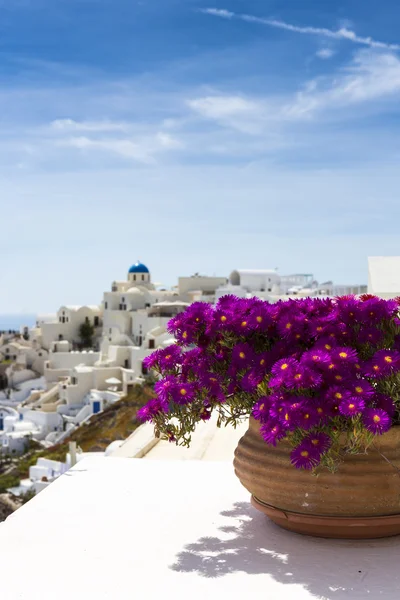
xmin=127 ymin=262 xmax=151 ymax=286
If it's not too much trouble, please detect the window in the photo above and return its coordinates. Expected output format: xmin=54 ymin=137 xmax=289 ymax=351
xmin=105 ymin=302 xmax=108 ymax=309
xmin=122 ymin=297 xmax=125 ymax=303
xmin=145 ymin=303 xmax=150 ymax=308
xmin=149 ymin=339 xmax=155 ymax=349
xmin=119 ymin=304 xmax=122 ymax=310
xmin=124 ymin=359 xmax=129 ymax=368
xmin=142 ymin=274 xmax=144 ymax=281
xmin=94 ymin=316 xmax=99 ymax=327
xmin=38 ymin=352 xmax=42 ymax=357
xmin=141 ymin=362 xmax=148 ymax=375
xmin=133 ymin=275 xmax=136 ymax=281
xmin=59 ymin=334 xmax=63 ymax=341
xmin=85 ymin=316 xmax=89 ymax=323
xmin=268 ymin=288 xmax=272 ymax=292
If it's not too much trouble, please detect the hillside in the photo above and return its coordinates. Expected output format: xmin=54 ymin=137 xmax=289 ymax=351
xmin=0 ymin=384 xmax=152 ymax=492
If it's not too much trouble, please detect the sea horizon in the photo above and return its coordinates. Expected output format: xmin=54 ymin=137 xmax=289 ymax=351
xmin=0 ymin=314 xmax=36 ymax=331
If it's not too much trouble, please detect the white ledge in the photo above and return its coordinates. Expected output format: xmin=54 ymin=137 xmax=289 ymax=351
xmin=0 ymin=457 xmax=399 ymax=599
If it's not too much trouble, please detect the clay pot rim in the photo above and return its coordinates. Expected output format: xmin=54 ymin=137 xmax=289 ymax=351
xmin=252 ymin=495 xmax=400 ymax=526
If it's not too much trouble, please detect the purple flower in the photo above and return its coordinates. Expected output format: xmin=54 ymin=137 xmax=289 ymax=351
xmin=290 ymin=443 xmax=321 ymax=470
xmin=363 ymin=408 xmax=391 ymax=435
xmin=183 ymin=302 xmax=213 ymax=330
xmin=325 ymin=386 xmax=351 ymax=404
xmin=170 ymin=382 xmax=197 ymax=405
xmin=200 ymin=373 xmax=225 ymax=402
xmin=358 ymin=327 xmax=384 ymax=346
xmin=373 ymin=393 xmax=396 ymax=417
xmin=154 ymin=375 xmax=177 ymax=401
xmin=252 ymin=397 xmax=271 ymax=422
xmin=361 ymin=297 xmax=397 ymax=323
xmin=348 ymin=380 xmax=375 ymax=399
xmin=143 ymin=350 xmax=160 ymax=370
xmin=248 ymin=304 xmax=273 ymax=331
xmin=260 ymin=422 xmax=285 ymax=446
xmin=336 ymin=295 xmax=362 ymax=325
xmin=301 ymin=349 xmax=331 ymax=370
xmin=314 ymin=337 xmax=338 ymax=352
xmin=284 ymin=366 xmax=322 ymax=390
xmin=339 ymin=397 xmax=365 ymax=417
xmin=271 ymin=357 xmax=298 ymax=377
xmin=199 ymin=406 xmax=212 ymax=421
xmin=332 ymin=346 xmax=358 ymax=366
xmin=157 ymin=345 xmax=182 ymax=371
xmin=232 ymin=343 xmax=255 ymax=369
xmin=296 ymin=405 xmax=320 ymax=430
xmin=241 ymin=370 xmax=264 ymax=392
xmin=304 ymin=432 xmax=332 ymax=455
xmin=137 ymin=398 xmax=167 ymax=422
xmin=364 ymin=350 xmax=400 ymax=378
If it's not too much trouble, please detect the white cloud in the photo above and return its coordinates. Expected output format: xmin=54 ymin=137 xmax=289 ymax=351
xmin=59 ymin=130 xmax=183 ymax=163
xmin=202 ymin=8 xmax=400 ymax=51
xmin=316 ymin=48 xmax=335 ymax=59
xmin=187 ymin=95 xmax=262 ymax=132
xmin=51 ymin=119 xmax=128 ymax=132
xmin=285 ymin=51 xmax=400 ymax=118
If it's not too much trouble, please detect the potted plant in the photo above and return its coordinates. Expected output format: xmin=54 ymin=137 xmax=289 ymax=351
xmin=138 ymin=294 xmax=400 ymax=539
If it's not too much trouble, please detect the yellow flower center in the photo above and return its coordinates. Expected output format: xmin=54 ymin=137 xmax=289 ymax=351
xmin=284 ymin=413 xmax=290 ymax=421
xmin=295 ymin=334 xmax=301 ymax=339
xmin=312 ymin=355 xmax=319 ymax=361
xmin=339 ymin=352 xmax=348 ymax=359
xmin=355 ymin=363 xmax=361 ymax=370
xmin=239 ymin=352 xmax=246 ymax=359
xmin=182 ymin=332 xmax=188 ymax=339
xmin=311 ymin=439 xmax=319 ymax=446
xmin=180 ymin=389 xmax=187 ymax=395
xmin=355 ymin=386 xmax=363 ymax=394
xmin=325 ymin=344 xmax=332 ymax=350
xmin=286 ymin=323 xmax=292 ymax=329
xmin=195 ymin=317 xmax=200 ymax=322
xmin=241 ymin=321 xmax=247 ymax=327
xmin=373 ymin=365 xmax=380 ymax=371
xmin=335 ymin=393 xmax=342 ymax=399
xmin=328 ymin=363 xmax=335 ymax=370
xmin=304 ymin=414 xmax=310 ymax=420
xmin=256 ymin=316 xmax=263 ymax=323
xmin=348 ymin=403 xmax=355 ymax=410
xmin=316 ymin=326 xmax=323 ymax=332
xmin=281 ymin=363 xmax=289 ymax=370
xmin=373 ymin=415 xmax=381 ymax=423
xmin=301 ymin=451 xmax=309 ymax=458
xmin=260 ymin=359 xmax=265 ymax=365
xmin=317 ymin=407 xmax=323 ymax=414
xmin=221 ymin=315 xmax=227 ymax=322
xmin=335 ymin=375 xmax=343 ymax=381
xmin=384 ymin=356 xmax=393 ymax=363
xmin=259 ymin=404 xmax=265 ymax=411
xmin=165 ymin=355 xmax=171 ymax=360
xmin=294 ymin=374 xmax=302 ymax=380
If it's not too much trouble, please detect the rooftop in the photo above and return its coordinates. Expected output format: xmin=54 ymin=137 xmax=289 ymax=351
xmin=0 ymin=456 xmax=398 ymax=599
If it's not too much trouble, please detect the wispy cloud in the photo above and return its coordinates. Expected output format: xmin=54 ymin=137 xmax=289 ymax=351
xmin=51 ymin=119 xmax=128 ymax=133
xmin=316 ymin=48 xmax=335 ymax=60
xmin=201 ymin=8 xmax=400 ymax=51
xmin=188 ymin=51 xmax=400 ymax=130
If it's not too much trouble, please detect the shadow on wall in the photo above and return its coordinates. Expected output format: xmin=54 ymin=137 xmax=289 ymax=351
xmin=170 ymin=502 xmax=400 ymax=599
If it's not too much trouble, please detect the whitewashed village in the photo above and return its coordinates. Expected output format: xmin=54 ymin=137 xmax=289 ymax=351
xmin=0 ymin=257 xmax=393 ymax=510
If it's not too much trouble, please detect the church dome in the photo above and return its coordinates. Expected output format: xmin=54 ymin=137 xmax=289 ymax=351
xmin=128 ymin=262 xmax=149 ymax=274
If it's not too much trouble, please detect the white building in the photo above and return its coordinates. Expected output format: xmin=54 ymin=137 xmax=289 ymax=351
xmin=368 ymin=256 xmax=400 ymax=299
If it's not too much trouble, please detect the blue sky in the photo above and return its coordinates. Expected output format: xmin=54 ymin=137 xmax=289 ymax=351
xmin=2 ymin=0 xmax=400 ymax=313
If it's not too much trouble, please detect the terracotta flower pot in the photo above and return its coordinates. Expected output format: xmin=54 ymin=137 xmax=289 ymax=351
xmin=233 ymin=417 xmax=400 ymax=539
